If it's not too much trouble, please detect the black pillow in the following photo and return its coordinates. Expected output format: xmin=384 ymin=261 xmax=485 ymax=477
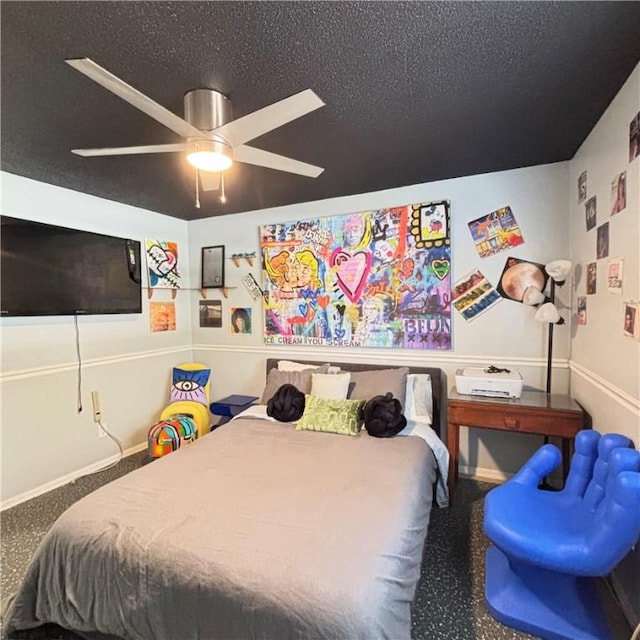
xmin=362 ymin=392 xmax=407 ymax=438
xmin=266 ymin=384 xmax=306 ymax=422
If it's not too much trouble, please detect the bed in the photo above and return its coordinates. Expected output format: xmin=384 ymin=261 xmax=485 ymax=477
xmin=4 ymin=360 xmax=449 ymax=640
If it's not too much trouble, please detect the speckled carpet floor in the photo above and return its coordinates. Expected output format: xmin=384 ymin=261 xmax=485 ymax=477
xmin=0 ymin=456 xmax=631 ymax=640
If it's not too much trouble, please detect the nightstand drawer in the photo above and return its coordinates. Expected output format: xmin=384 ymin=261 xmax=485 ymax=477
xmin=449 ymin=403 xmax=582 ymax=437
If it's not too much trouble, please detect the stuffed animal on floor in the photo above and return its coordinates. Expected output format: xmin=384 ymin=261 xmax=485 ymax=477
xmin=267 ymin=383 xmax=306 ymax=422
xmin=363 ymin=392 xmax=407 ymax=437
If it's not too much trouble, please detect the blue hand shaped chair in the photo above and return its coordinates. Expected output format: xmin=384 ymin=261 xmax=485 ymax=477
xmin=484 ymin=430 xmax=640 ymax=640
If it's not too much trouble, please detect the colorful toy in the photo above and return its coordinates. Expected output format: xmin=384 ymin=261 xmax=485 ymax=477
xmin=148 ymin=417 xmax=197 ymax=458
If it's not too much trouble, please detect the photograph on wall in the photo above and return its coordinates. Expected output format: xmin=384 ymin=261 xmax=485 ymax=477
xmin=586 ymin=262 xmax=597 ymax=295
xmin=629 ymin=111 xmax=639 ymax=162
xmin=452 ymin=269 xmax=501 ymax=322
xmin=585 ymin=196 xmax=597 ymax=231
xmin=610 ymin=171 xmax=627 ymax=215
xmin=623 ymin=301 xmax=639 ymax=340
xmin=150 ymin=301 xmax=176 ymax=332
xmin=577 ymin=296 xmax=587 ymax=325
xmin=496 ymin=257 xmax=548 ymax=303
xmin=146 ymin=239 xmax=181 ymax=289
xmin=607 ymin=258 xmax=624 ymax=294
xmin=467 ymin=206 xmax=524 ymax=258
xmin=260 ymin=201 xmax=452 ymax=350
xmin=230 ymin=307 xmax=252 ymax=334
xmin=199 ymin=300 xmax=222 ymax=328
xmin=578 ymin=171 xmax=587 ymax=204
xmin=596 ymin=222 xmax=609 ymax=259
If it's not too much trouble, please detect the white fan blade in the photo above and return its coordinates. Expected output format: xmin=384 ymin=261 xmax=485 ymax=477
xmin=72 ymin=143 xmax=187 ymax=157
xmin=213 ymin=89 xmax=324 ymax=147
xmin=199 ymin=171 xmax=221 ymax=192
xmin=234 ymin=145 xmax=324 ymax=178
xmin=66 ymin=58 xmax=203 ymax=140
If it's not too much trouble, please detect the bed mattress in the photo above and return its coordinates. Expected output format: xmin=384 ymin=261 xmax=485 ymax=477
xmin=4 ymin=417 xmax=438 ymax=640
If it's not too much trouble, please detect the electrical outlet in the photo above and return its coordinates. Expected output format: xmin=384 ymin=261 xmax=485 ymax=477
xmin=97 ymin=421 xmax=107 ymax=439
xmin=91 ymin=390 xmax=102 ymax=423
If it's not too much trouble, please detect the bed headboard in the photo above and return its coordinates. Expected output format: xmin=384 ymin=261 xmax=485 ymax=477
xmin=266 ymin=359 xmax=446 ymax=442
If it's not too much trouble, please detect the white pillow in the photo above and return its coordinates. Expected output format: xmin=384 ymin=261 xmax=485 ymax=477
xmin=310 ymin=372 xmax=351 ymax=400
xmin=277 ymin=360 xmax=320 ymax=371
xmin=404 ymin=373 xmax=433 ymax=424
xmin=278 ymin=360 xmax=341 ymax=374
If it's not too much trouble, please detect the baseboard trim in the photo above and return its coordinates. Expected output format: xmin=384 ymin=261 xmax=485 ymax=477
xmin=458 ymin=465 xmax=512 ymax=484
xmin=0 ymin=441 xmax=147 ymax=511
xmin=1 ymin=346 xmax=192 ymax=382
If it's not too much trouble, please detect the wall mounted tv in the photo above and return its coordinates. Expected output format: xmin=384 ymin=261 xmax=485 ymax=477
xmin=1 ymin=216 xmax=142 ymax=317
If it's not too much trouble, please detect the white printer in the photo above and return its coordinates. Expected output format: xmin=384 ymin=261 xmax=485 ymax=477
xmin=455 ymin=367 xmax=523 ymax=399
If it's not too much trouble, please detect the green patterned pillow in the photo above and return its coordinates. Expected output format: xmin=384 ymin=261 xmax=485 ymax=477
xmin=296 ymin=395 xmax=364 ymax=436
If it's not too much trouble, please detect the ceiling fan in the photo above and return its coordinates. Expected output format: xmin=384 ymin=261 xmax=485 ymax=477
xmin=65 ymin=58 xmax=325 ymax=203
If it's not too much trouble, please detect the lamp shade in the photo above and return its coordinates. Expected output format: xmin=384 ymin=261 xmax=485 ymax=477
xmin=535 ymin=302 xmax=564 ymax=324
xmin=545 ymin=260 xmax=572 ymax=284
xmin=523 ymin=286 xmax=546 ymax=306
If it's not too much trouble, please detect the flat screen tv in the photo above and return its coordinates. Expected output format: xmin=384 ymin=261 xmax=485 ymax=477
xmin=1 ymin=216 xmax=142 ymax=317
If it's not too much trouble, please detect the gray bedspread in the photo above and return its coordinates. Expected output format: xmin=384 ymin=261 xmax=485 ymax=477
xmin=4 ymin=418 xmax=437 ymax=640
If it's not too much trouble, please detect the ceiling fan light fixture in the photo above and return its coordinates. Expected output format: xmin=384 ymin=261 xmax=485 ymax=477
xmin=186 ymin=139 xmax=232 ymax=172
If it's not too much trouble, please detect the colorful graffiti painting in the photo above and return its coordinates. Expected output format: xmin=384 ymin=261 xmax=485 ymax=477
xmin=260 ymin=202 xmax=452 ymax=350
xmin=145 ymin=239 xmax=181 ymax=289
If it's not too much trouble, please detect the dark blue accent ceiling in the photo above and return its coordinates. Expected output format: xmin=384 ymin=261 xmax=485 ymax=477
xmin=2 ymin=1 xmax=639 ymax=220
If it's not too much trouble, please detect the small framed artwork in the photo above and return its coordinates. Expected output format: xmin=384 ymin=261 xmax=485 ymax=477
xmin=201 ymin=245 xmax=225 ymax=288
xmin=150 ymin=302 xmax=176 ymax=332
xmin=585 ymin=196 xmax=597 ymax=231
xmin=623 ymin=302 xmax=639 ymax=340
xmin=610 ymin=171 xmax=626 ymax=215
xmin=629 ymin=112 xmax=639 ymax=162
xmin=596 ymin=223 xmax=609 ymax=260
xmin=577 ymin=296 xmax=587 ymax=325
xmin=578 ymin=171 xmax=587 ymax=204
xmin=199 ymin=300 xmax=222 ymax=328
xmin=230 ymin=307 xmax=252 ymax=334
xmin=607 ymin=258 xmax=623 ymax=294
xmin=586 ymin=262 xmax=597 ymax=294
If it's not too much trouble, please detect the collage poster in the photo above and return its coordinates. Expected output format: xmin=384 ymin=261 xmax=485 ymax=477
xmin=259 ymin=202 xmax=452 ymax=350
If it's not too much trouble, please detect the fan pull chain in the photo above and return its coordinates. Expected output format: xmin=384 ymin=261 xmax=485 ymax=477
xmin=195 ymin=168 xmax=201 ymax=209
xmin=220 ymin=172 xmax=226 ymax=204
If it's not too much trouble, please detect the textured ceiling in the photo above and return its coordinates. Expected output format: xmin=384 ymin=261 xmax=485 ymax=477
xmin=2 ymin=1 xmax=640 ymax=221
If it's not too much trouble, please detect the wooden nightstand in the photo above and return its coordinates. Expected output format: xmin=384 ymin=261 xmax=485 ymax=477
xmin=447 ymin=390 xmax=585 ymax=502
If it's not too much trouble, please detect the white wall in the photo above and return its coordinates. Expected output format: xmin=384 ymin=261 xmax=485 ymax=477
xmin=569 ymin=64 xmax=639 ymax=443
xmin=0 ymin=173 xmax=193 ymax=506
xmin=188 ymin=161 xmax=571 ymax=481
xmin=568 ymin=64 xmax=640 ymax=627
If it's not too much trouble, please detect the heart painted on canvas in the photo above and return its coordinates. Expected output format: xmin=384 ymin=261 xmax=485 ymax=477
xmin=432 ymin=259 xmax=450 ymax=280
xmin=330 ymin=249 xmax=372 ymax=302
